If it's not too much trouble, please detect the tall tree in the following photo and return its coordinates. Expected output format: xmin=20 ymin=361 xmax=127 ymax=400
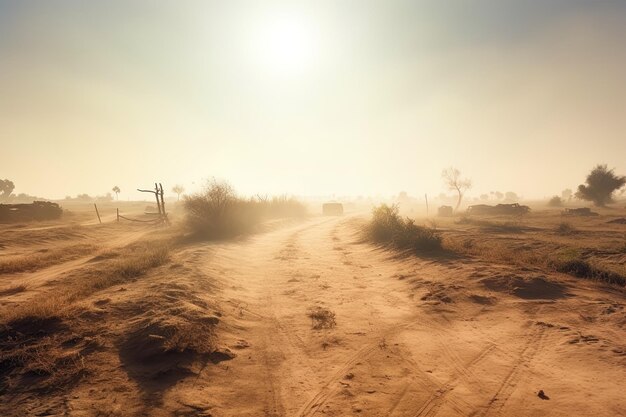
xmin=112 ymin=186 xmax=121 ymax=200
xmin=0 ymin=179 xmax=15 ymax=202
xmin=441 ymin=167 xmax=472 ymax=212
xmin=172 ymin=184 xmax=185 ymax=201
xmin=575 ymin=164 xmax=625 ymax=206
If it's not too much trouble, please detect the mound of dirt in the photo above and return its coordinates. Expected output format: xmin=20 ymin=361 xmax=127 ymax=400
xmin=117 ymin=313 xmax=232 ymax=392
xmin=480 ymin=275 xmax=568 ymax=300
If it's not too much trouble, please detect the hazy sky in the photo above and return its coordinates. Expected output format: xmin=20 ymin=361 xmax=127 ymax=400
xmin=2 ymin=0 xmax=625 ymax=200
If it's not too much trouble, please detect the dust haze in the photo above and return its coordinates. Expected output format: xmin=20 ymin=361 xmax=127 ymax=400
xmin=1 ymin=1 xmax=625 ymax=417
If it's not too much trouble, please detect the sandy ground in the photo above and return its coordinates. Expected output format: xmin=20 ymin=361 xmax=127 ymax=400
xmin=1 ymin=213 xmax=625 ymax=416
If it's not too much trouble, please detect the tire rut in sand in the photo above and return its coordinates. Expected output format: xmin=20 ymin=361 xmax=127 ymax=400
xmin=477 ymin=326 xmax=547 ymax=417
xmin=411 ymin=342 xmax=498 ymax=417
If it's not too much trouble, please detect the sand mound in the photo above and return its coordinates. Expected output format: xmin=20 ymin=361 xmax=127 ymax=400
xmin=117 ymin=311 xmax=232 ymax=393
xmin=481 ymin=275 xmax=568 ymax=299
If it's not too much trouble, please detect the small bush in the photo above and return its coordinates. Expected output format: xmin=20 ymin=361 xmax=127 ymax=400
xmin=555 ymin=222 xmax=576 ymax=235
xmin=548 ymin=196 xmax=563 ymax=207
xmin=184 ymin=180 xmax=307 ymax=240
xmin=307 ymin=306 xmax=336 ymax=330
xmin=364 ymin=204 xmax=442 ymax=252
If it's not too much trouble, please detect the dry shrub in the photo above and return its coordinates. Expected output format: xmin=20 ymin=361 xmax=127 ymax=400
xmin=364 ymin=204 xmax=442 ymax=252
xmin=184 ymin=179 xmax=306 ymax=240
xmin=308 ymin=306 xmax=337 ymax=330
xmin=548 ymin=196 xmax=563 ymax=207
xmin=555 ymin=222 xmax=577 ymax=235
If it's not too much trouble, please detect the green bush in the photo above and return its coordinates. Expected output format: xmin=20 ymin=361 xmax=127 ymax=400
xmin=365 ymin=204 xmax=442 ymax=252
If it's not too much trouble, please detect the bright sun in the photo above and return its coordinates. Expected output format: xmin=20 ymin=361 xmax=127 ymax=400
xmin=251 ymin=13 xmax=320 ymax=77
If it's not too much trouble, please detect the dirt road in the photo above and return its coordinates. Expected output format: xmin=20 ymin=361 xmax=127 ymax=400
xmin=149 ymin=215 xmax=625 ymax=417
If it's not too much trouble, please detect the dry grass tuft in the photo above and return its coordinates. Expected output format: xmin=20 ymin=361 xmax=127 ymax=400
xmin=3 ymin=298 xmax=73 ymax=325
xmin=308 ymin=306 xmax=337 ymax=330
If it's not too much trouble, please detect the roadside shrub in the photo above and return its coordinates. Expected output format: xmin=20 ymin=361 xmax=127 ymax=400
xmin=184 ymin=180 xmax=307 ymax=239
xmin=364 ymin=204 xmax=442 ymax=252
xmin=548 ymin=196 xmax=563 ymax=207
xmin=547 ymin=249 xmax=625 ymax=286
xmin=555 ymin=222 xmax=576 ymax=235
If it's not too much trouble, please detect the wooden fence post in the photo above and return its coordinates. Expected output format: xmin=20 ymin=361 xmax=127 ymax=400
xmin=94 ymin=203 xmax=102 ymax=224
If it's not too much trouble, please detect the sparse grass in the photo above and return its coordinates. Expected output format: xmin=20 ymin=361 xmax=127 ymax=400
xmin=3 ymin=297 xmax=74 ymax=325
xmin=364 ymin=204 xmax=442 ymax=253
xmin=546 ymin=249 xmax=626 ymax=286
xmin=0 ymin=238 xmax=173 ymax=395
xmin=308 ymin=306 xmax=337 ymax=330
xmin=0 ymin=283 xmax=27 ymax=296
xmin=68 ymin=241 xmax=171 ymax=300
xmin=2 ymin=240 xmax=172 ymax=325
xmin=0 ymin=334 xmax=87 ymax=391
xmin=444 ymin=236 xmax=626 ymax=286
xmin=456 ymin=216 xmax=524 ymax=233
xmin=0 ymin=243 xmax=98 ymax=274
xmin=184 ymin=180 xmax=307 ymax=240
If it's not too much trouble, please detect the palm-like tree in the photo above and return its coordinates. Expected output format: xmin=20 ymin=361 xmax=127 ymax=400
xmin=112 ymin=186 xmax=121 ymax=200
xmin=172 ymin=184 xmax=185 ymax=202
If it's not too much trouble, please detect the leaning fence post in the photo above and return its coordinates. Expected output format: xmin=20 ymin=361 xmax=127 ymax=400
xmin=94 ymin=203 xmax=102 ymax=224
xmin=158 ymin=183 xmax=166 ymax=217
xmin=116 ymin=208 xmax=119 ymax=222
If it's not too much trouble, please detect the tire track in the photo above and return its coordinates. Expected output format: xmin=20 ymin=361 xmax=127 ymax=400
xmin=478 ymin=326 xmax=547 ymax=417
xmin=411 ymin=342 xmax=497 ymax=417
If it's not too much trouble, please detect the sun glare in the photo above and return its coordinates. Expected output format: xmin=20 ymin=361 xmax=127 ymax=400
xmin=251 ymin=13 xmax=320 ymax=77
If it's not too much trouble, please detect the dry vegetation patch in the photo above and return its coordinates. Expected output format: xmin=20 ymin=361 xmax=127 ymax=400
xmin=443 ymin=213 xmax=626 ymax=287
xmin=0 ymin=284 xmax=26 ymax=296
xmin=364 ymin=204 xmax=442 ymax=253
xmin=0 ymin=236 xmax=174 ymax=396
xmin=0 ymin=243 xmax=98 ymax=274
xmin=457 ymin=216 xmax=526 ymax=233
xmin=184 ymin=180 xmax=306 ymax=240
xmin=308 ymin=306 xmax=337 ymax=329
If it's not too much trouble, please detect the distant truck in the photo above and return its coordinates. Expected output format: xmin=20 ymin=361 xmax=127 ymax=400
xmin=437 ymin=205 xmax=454 ymax=217
xmin=322 ymin=202 xmax=344 ymax=216
xmin=467 ymin=203 xmax=530 ymax=216
xmin=561 ymin=207 xmax=598 ymax=216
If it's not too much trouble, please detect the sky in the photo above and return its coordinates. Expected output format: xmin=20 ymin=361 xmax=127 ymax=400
xmin=1 ymin=0 xmax=625 ymax=200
